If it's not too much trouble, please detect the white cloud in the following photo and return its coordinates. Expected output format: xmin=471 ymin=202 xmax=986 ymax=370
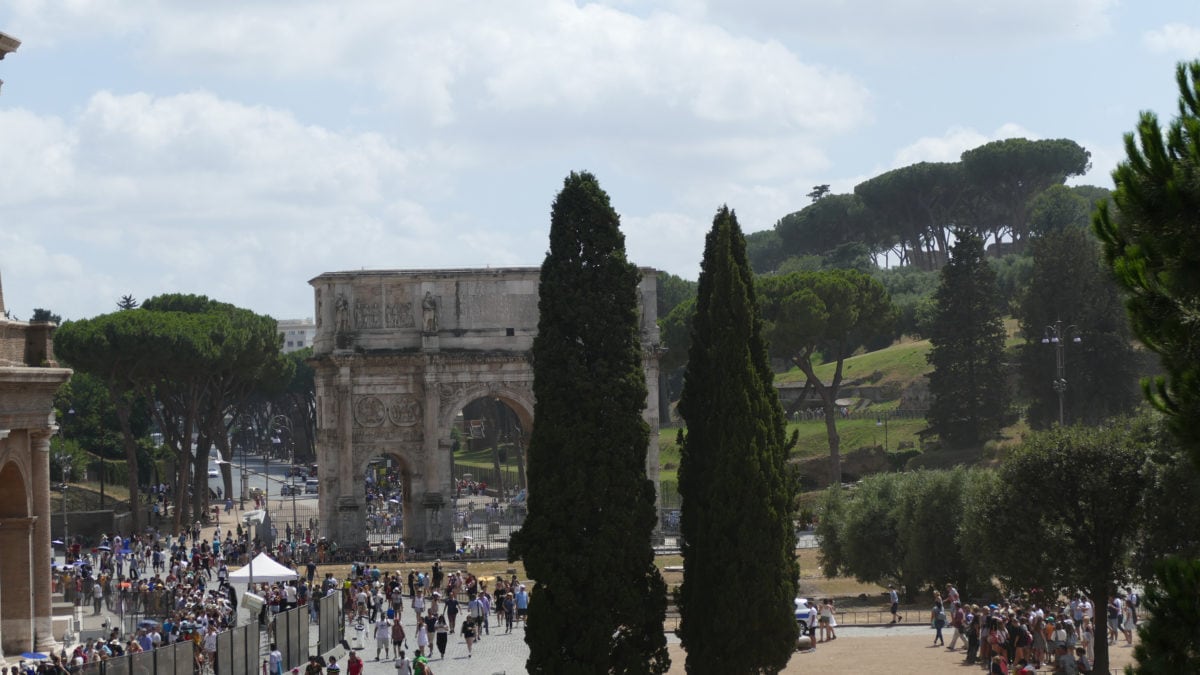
xmin=1143 ymin=22 xmax=1200 ymax=57
xmin=700 ymin=0 xmax=1116 ymax=49
xmin=7 ymin=1 xmax=870 ymax=136
xmin=0 ymin=90 xmax=480 ymax=320
xmin=890 ymin=123 xmax=1035 ymax=167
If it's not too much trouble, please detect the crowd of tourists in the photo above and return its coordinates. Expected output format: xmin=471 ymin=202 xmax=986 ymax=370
xmin=919 ymin=583 xmax=1140 ymax=674
xmin=333 ymin=560 xmax=530 ymax=672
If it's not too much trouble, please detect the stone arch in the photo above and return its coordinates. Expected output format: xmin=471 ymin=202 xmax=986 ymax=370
xmin=309 ymin=267 xmax=662 ymax=553
xmin=0 ymin=459 xmax=34 ymax=654
xmin=437 ymin=383 xmax=534 ymax=442
xmin=0 ymin=461 xmax=30 ymax=518
xmin=355 ymin=449 xmax=417 ymax=547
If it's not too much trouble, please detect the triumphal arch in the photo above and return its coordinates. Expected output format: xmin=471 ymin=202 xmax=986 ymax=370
xmin=308 ymin=267 xmax=662 ymax=552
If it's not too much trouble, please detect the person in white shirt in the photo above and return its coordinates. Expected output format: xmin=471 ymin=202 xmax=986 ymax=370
xmin=375 ymin=618 xmax=393 ymax=660
xmin=393 ymin=651 xmax=413 ymax=675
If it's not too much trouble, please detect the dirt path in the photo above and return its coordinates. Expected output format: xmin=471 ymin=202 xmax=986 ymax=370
xmin=664 ymin=626 xmax=1138 ymax=674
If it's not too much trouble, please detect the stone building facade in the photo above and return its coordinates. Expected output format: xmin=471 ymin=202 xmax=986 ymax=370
xmin=0 ymin=274 xmax=72 ymax=659
xmin=308 ymin=267 xmax=662 ymax=552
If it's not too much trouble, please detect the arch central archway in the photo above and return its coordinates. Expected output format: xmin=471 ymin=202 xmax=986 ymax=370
xmin=309 ymin=267 xmax=662 ymax=553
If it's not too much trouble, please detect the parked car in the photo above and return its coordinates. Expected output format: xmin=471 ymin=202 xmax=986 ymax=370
xmin=305 ymin=478 xmax=319 ymax=494
xmin=280 ymin=484 xmax=299 ymax=496
xmin=207 ymin=467 xmax=219 ymax=478
xmin=795 ymin=598 xmax=816 ymax=637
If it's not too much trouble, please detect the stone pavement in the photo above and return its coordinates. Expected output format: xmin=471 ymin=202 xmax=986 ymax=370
xmin=345 ymin=621 xmax=534 ymax=675
xmin=343 ymin=622 xmax=688 ymax=675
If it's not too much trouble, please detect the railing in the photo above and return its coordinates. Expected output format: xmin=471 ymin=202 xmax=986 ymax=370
xmin=214 ymin=622 xmax=261 ymax=675
xmin=316 ymin=592 xmax=344 ymax=656
xmin=269 ymin=606 xmax=309 ymax=673
xmin=72 ymin=638 xmax=194 ymax=675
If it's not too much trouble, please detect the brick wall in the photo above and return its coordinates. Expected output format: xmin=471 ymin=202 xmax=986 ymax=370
xmin=0 ymin=320 xmax=58 ymax=367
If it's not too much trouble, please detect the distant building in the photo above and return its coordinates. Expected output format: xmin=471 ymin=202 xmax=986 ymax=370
xmin=277 ymin=318 xmax=316 ymax=353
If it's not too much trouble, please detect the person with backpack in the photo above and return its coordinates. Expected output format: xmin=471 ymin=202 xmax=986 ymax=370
xmin=413 ymin=654 xmax=433 ymax=675
xmin=930 ymin=592 xmax=947 ymax=646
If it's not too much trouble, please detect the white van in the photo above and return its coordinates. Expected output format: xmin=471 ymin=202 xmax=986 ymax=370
xmin=305 ymin=478 xmax=319 ymax=494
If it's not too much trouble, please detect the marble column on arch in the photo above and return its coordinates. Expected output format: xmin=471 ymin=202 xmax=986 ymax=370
xmin=0 ymin=516 xmax=35 ymax=656
xmin=30 ymin=428 xmax=58 ymax=653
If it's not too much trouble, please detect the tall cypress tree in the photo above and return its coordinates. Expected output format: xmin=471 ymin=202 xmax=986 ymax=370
xmin=508 ymin=171 xmax=669 ymax=674
xmin=926 ymin=229 xmax=1010 ymax=448
xmin=676 ymin=206 xmax=798 ymax=674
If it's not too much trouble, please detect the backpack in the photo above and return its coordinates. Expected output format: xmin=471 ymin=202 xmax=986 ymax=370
xmin=414 ymin=661 xmax=431 ymax=675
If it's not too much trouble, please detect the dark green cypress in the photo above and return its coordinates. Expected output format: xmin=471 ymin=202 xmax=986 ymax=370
xmin=676 ymin=206 xmax=798 ymax=674
xmin=925 ymin=229 xmax=1010 ymax=448
xmin=508 ymin=171 xmax=669 ymax=674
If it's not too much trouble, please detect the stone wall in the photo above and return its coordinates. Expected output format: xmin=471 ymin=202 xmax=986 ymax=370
xmin=0 ymin=320 xmax=57 ymax=367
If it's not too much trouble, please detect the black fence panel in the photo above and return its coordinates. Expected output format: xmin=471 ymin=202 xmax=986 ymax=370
xmin=317 ymin=593 xmax=342 ymax=655
xmin=152 ymin=640 xmax=174 ymax=675
xmin=288 ymin=606 xmax=306 ymax=667
xmin=247 ymin=624 xmax=261 ymax=674
xmin=130 ymin=649 xmax=155 ymax=675
xmin=273 ymin=609 xmax=289 ymax=669
xmin=171 ymin=640 xmax=195 ymax=675
xmin=216 ymin=629 xmax=233 ymax=675
xmin=231 ymin=626 xmax=248 ymax=675
xmin=104 ymin=656 xmax=131 ymax=675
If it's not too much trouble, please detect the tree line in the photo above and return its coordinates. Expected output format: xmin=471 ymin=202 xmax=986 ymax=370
xmin=743 ymin=137 xmax=1094 ymax=274
xmin=53 ymin=295 xmax=314 ymax=533
xmin=815 ymin=412 xmax=1200 ymax=674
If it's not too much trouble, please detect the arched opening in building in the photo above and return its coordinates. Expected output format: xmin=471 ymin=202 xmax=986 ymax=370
xmin=0 ymin=461 xmax=29 ymax=518
xmin=448 ymin=397 xmax=528 ymax=555
xmin=362 ymin=452 xmax=413 ymax=550
xmin=0 ymin=460 xmax=33 ymax=653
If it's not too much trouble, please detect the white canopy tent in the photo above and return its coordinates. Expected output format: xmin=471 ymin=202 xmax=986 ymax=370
xmin=228 ymin=553 xmax=298 ymax=625
xmin=228 ymin=552 xmax=298 ymax=583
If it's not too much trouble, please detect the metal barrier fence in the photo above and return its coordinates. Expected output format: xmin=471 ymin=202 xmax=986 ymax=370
xmin=271 ymin=606 xmax=308 ymax=672
xmin=317 ymin=592 xmax=344 ymax=656
xmin=72 ymin=639 xmax=194 ymax=675
xmin=215 ymin=622 xmax=261 ymax=675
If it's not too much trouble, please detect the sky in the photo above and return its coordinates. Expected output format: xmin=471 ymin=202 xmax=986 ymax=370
xmin=2 ymin=0 xmax=1199 ymax=322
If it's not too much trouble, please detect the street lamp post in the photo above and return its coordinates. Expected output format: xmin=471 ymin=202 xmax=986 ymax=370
xmin=1042 ymin=319 xmax=1082 ymax=426
xmin=54 ymin=453 xmax=71 ymax=552
xmin=875 ymin=413 xmax=890 ymax=451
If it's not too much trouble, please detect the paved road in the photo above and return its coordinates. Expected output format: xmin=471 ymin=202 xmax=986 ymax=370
xmin=346 ymin=622 xmax=534 ymax=675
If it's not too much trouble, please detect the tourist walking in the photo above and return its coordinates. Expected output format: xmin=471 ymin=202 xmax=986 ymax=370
xmin=931 ymin=593 xmax=946 ymax=646
xmin=375 ymin=617 xmax=392 ymax=660
xmin=888 ymin=585 xmax=902 ymax=623
xmin=434 ymin=614 xmax=449 ymax=659
xmin=462 ymin=618 xmax=476 ymax=658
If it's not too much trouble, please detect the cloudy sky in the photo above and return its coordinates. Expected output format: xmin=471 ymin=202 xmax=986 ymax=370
xmin=2 ymin=1 xmax=1198 ymax=322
